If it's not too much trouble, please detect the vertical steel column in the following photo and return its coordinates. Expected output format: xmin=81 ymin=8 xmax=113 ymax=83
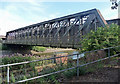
xmin=77 ymin=54 xmax=79 ymax=77
xmin=30 ymin=28 xmax=32 ymax=45
xmin=18 ymin=31 xmax=20 ymax=44
xmin=21 ymin=30 xmax=23 ymax=44
xmin=55 ymin=21 xmax=61 ymax=47
xmin=108 ymin=49 xmax=110 ymax=57
xmin=26 ymin=29 xmax=29 ymax=45
xmin=31 ymin=28 xmax=33 ymax=45
xmin=37 ymin=26 xmax=40 ymax=45
xmin=23 ymin=30 xmax=25 ymax=44
xmin=67 ymin=19 xmax=70 ymax=45
xmin=42 ymin=24 xmax=45 ymax=45
xmin=35 ymin=27 xmax=37 ymax=45
xmin=95 ymin=18 xmax=97 ymax=32
xmin=23 ymin=29 xmax=26 ymax=44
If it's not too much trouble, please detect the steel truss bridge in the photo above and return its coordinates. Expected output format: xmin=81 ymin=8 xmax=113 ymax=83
xmin=3 ymin=9 xmax=107 ymax=48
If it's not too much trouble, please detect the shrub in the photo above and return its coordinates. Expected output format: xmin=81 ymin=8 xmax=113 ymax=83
xmin=80 ymin=24 xmax=120 ymax=52
xmin=2 ymin=55 xmax=35 ymax=71
xmin=0 ymin=44 xmax=8 ymax=50
xmin=2 ymin=56 xmax=32 ymax=64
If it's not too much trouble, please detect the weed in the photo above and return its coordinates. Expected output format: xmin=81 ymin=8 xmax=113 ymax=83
xmin=11 ymin=73 xmax=16 ymax=83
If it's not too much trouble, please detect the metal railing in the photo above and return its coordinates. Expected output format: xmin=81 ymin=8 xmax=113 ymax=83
xmin=0 ymin=46 xmax=120 ymax=83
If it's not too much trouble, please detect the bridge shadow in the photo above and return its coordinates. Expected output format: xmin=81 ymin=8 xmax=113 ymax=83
xmin=1 ymin=44 xmax=32 ymax=56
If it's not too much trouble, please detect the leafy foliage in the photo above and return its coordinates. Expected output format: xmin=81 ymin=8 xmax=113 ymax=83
xmin=2 ymin=56 xmax=35 ymax=71
xmin=80 ymin=24 xmax=120 ymax=52
xmin=11 ymin=73 xmax=16 ymax=83
xmin=0 ymin=43 xmax=8 ymax=50
xmin=2 ymin=56 xmax=32 ymax=65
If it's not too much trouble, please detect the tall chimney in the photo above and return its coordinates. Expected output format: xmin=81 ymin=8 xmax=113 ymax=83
xmin=118 ymin=1 xmax=120 ymax=18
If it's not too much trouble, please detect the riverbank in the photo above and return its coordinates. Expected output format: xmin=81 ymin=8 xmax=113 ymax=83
xmin=31 ymin=48 xmax=75 ymax=55
xmin=1 ymin=47 xmax=76 ymax=58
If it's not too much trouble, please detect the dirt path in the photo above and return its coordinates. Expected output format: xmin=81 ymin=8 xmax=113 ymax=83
xmin=62 ymin=57 xmax=120 ymax=83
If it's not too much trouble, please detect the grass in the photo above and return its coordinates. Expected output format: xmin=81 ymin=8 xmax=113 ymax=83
xmin=33 ymin=52 xmax=54 ymax=56
xmin=32 ymin=46 xmax=46 ymax=52
xmin=33 ymin=50 xmax=75 ymax=56
xmin=62 ymin=50 xmax=75 ymax=54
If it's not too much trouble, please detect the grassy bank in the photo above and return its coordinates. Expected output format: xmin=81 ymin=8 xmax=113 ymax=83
xmin=1 ymin=52 xmax=117 ymax=84
xmin=31 ymin=46 xmax=46 ymax=52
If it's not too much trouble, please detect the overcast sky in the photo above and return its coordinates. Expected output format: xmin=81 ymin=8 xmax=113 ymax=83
xmin=0 ymin=0 xmax=118 ymax=35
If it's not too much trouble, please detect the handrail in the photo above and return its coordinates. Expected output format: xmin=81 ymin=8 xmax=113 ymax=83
xmin=0 ymin=46 xmax=120 ymax=83
xmin=0 ymin=46 xmax=119 ymax=67
xmin=16 ymin=52 xmax=120 ymax=83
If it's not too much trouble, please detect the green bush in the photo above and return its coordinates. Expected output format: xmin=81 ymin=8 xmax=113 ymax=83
xmin=2 ymin=56 xmax=32 ymax=64
xmin=0 ymin=44 xmax=8 ymax=50
xmin=32 ymin=46 xmax=46 ymax=52
xmin=2 ymin=56 xmax=35 ymax=71
xmin=80 ymin=24 xmax=120 ymax=52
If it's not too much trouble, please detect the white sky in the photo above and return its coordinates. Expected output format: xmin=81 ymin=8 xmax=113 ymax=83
xmin=0 ymin=0 xmax=119 ymax=35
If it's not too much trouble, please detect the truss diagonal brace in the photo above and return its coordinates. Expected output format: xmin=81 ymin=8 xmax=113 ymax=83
xmin=63 ymin=18 xmax=79 ymax=37
xmin=54 ymin=20 xmax=68 ymax=37
xmin=76 ymin=14 xmax=96 ymax=37
xmin=46 ymin=22 xmax=59 ymax=37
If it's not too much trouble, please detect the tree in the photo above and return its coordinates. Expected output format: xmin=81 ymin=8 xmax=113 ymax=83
xmin=110 ymin=0 xmax=119 ymax=9
xmin=80 ymin=24 xmax=120 ymax=52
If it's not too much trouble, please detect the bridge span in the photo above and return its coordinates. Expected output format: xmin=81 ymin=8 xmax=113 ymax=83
xmin=3 ymin=9 xmax=107 ymax=48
